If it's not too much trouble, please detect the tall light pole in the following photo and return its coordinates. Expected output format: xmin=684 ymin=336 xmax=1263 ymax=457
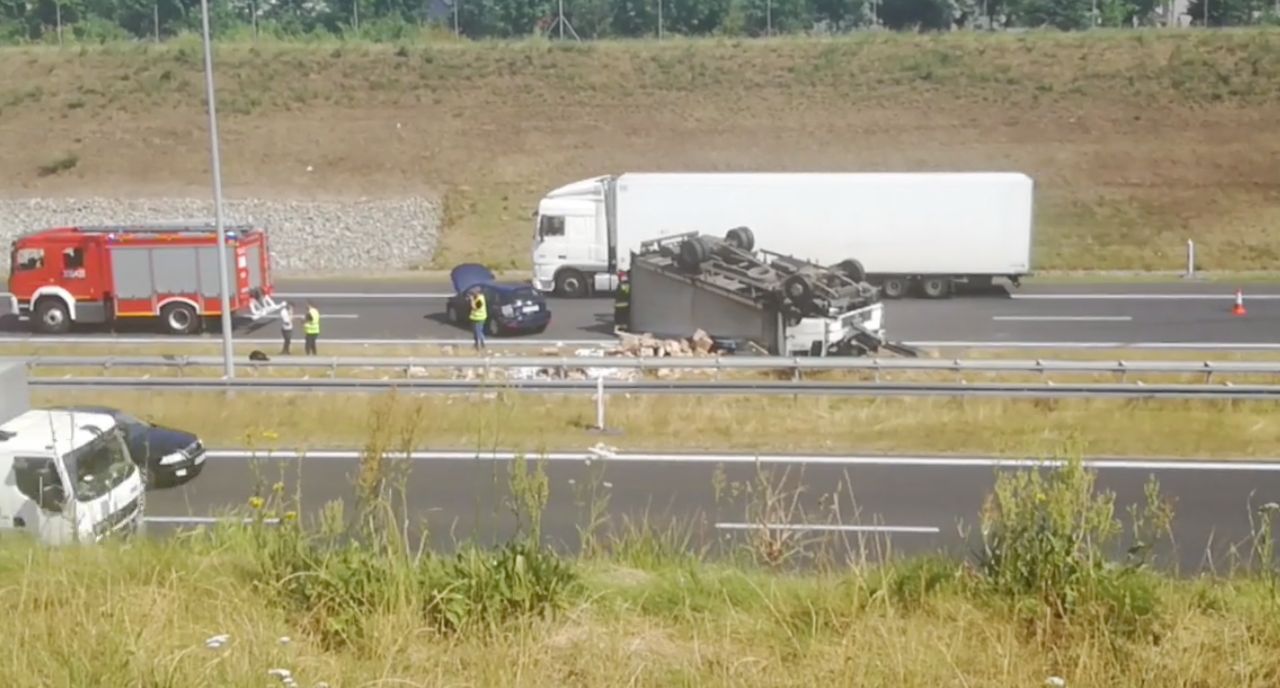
xmin=199 ymin=0 xmax=236 ymax=379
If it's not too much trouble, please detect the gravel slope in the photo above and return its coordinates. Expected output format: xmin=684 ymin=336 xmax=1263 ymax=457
xmin=0 ymin=197 xmax=443 ymax=273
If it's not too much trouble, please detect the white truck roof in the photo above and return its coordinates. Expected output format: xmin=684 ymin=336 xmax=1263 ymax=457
xmin=0 ymin=409 xmax=118 ymax=458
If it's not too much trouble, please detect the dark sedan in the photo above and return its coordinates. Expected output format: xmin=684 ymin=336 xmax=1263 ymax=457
xmin=444 ymin=263 xmax=551 ymax=336
xmin=55 ymin=405 xmax=206 ymax=489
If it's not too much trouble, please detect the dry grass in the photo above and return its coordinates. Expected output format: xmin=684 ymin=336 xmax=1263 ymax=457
xmin=2 ymin=30 xmax=1279 ymax=273
xmin=5 ymin=538 xmax=1280 ymax=687
xmin=28 ymin=388 xmax=1280 ymax=458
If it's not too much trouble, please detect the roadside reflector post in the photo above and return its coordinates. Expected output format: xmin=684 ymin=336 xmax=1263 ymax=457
xmin=1185 ymin=239 xmax=1196 ymax=279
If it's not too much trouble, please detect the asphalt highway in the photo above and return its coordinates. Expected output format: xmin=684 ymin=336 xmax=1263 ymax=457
xmin=142 ymin=451 xmax=1280 ymax=574
xmin=5 ymin=280 xmax=1280 ymax=348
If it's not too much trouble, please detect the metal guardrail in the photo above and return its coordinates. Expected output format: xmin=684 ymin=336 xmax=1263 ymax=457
xmin=25 ymin=375 xmax=1280 ymax=400
xmin=10 ymin=354 xmax=1280 ymax=382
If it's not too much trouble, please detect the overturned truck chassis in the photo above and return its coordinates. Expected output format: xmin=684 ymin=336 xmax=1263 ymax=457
xmin=625 ymin=229 xmax=917 ymax=357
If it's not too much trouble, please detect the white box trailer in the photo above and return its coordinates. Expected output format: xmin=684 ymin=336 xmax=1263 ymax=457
xmin=530 ymin=172 xmax=1034 ymax=299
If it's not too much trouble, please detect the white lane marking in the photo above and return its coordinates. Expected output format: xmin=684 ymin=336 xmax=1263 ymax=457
xmin=715 ymin=522 xmax=940 ymax=534
xmin=144 ymin=516 xmax=280 ymax=525
xmin=277 ymin=292 xmax=452 ymax=299
xmin=992 ymin=316 xmax=1133 ymax=322
xmin=0 ymin=335 xmax=607 ymax=346
xmin=908 ymin=341 xmax=1280 ymax=350
xmin=1015 ymin=292 xmax=1280 ymax=301
xmin=289 ymin=314 xmax=360 ymax=320
xmin=203 ymin=449 xmax=1280 ymax=472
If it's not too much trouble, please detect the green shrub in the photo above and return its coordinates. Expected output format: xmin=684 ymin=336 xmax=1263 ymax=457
xmin=976 ymin=452 xmax=1170 ymax=638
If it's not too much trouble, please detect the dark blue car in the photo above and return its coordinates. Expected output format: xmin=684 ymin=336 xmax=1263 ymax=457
xmin=55 ymin=405 xmax=206 ymax=489
xmin=445 ymin=263 xmax=551 ymax=336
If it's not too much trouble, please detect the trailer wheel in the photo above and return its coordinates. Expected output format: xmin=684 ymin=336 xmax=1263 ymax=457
xmin=726 ymin=226 xmax=755 ymax=252
xmin=678 ymin=238 xmax=709 ymax=270
xmin=835 ymin=259 xmax=867 ymax=283
xmin=920 ymin=277 xmax=952 ymax=299
xmin=880 ymin=277 xmax=907 ymax=300
xmin=161 ymin=302 xmax=200 ymax=335
xmin=555 ymin=269 xmax=588 ymax=298
xmin=34 ymin=297 xmax=71 ymax=335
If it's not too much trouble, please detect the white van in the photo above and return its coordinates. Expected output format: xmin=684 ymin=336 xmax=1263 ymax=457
xmin=0 ymin=409 xmax=145 ymax=544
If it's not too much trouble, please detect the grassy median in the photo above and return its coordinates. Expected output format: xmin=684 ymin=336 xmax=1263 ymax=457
xmin=29 ymin=388 xmax=1280 ymax=458
xmin=3 ymin=444 xmax=1279 ymax=686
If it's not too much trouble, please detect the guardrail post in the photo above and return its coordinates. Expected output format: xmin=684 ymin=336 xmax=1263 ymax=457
xmin=1203 ymin=361 xmax=1212 ymax=385
xmin=594 ymin=375 xmax=606 ymax=431
xmin=1118 ymin=360 xmax=1127 ymax=383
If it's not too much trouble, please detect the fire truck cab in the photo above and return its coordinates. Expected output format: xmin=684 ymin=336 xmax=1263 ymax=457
xmin=7 ymin=224 xmax=285 ymax=335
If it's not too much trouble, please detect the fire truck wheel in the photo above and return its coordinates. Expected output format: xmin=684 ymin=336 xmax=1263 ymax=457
xmin=34 ymin=298 xmax=71 ymax=334
xmin=161 ymin=302 xmax=200 ymax=335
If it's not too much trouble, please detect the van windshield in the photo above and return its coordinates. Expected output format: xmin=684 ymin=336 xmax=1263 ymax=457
xmin=62 ymin=429 xmax=135 ymax=502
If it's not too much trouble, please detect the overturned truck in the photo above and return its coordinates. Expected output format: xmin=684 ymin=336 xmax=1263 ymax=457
xmin=617 ymin=228 xmax=918 ymax=357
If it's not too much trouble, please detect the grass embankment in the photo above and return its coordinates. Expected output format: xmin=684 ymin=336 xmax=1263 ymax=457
xmin=3 ymin=30 xmax=1279 ymax=272
xmin=5 ymin=448 xmax=1280 ymax=686
xmin=30 ymin=389 xmax=1280 ymax=458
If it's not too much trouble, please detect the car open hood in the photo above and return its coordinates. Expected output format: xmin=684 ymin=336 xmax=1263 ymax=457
xmin=450 ymin=263 xmax=496 ymax=293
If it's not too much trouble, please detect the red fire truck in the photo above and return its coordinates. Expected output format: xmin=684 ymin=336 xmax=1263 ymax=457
xmin=6 ymin=224 xmax=285 ymax=335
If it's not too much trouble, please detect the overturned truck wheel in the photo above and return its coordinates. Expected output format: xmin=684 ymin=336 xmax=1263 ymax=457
xmin=678 ymin=237 xmax=710 ymax=270
xmin=725 ymin=226 xmax=755 ymax=252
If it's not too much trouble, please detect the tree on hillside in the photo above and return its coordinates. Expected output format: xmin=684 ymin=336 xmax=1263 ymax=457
xmin=810 ymin=0 xmax=864 ymax=30
xmin=1008 ymin=0 xmax=1092 ymax=29
xmin=609 ymin=0 xmax=653 ymax=34
xmin=740 ymin=0 xmax=810 ymax=35
xmin=878 ymin=0 xmax=952 ymax=29
xmin=1185 ymin=0 xmax=1265 ymax=25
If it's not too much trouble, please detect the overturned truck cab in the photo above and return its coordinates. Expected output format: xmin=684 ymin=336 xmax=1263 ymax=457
xmin=620 ymin=229 xmax=916 ymax=357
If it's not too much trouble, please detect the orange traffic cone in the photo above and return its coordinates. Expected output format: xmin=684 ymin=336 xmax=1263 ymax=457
xmin=1233 ymin=289 xmax=1247 ymax=316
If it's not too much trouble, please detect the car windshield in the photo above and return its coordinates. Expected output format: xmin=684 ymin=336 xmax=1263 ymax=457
xmin=62 ymin=428 xmax=135 ymax=502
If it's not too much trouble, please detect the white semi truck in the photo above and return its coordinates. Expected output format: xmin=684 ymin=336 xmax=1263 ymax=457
xmin=0 ymin=362 xmax=145 ymax=544
xmin=531 ymin=172 xmax=1035 ymax=299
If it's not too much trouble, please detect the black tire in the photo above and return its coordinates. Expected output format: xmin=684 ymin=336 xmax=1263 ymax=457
xmin=920 ymin=276 xmax=952 ymax=299
xmin=726 ymin=226 xmax=755 ymax=252
xmin=484 ymin=318 xmax=497 ymax=336
xmin=783 ymin=274 xmax=814 ymax=306
xmin=34 ymin=297 xmax=71 ymax=335
xmin=836 ymin=259 xmax=867 ymax=283
xmin=881 ymin=277 xmax=908 ymax=300
xmin=161 ymin=302 xmax=200 ymax=335
xmin=678 ymin=238 xmax=709 ymax=270
xmin=555 ymin=269 xmax=588 ymax=298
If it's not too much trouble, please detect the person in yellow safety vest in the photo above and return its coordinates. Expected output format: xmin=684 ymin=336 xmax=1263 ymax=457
xmin=303 ymin=300 xmax=320 ymax=356
xmin=469 ymin=288 xmax=488 ymax=350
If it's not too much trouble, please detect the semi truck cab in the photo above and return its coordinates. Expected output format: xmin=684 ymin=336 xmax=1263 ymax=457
xmin=532 ymin=177 xmax=612 ymax=298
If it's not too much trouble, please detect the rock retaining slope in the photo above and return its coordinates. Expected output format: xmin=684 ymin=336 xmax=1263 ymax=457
xmin=0 ymin=197 xmax=442 ymax=273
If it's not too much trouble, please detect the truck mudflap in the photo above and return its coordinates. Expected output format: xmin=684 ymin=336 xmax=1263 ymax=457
xmin=247 ymin=291 xmax=286 ymax=321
